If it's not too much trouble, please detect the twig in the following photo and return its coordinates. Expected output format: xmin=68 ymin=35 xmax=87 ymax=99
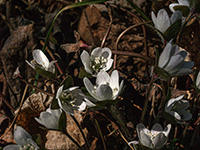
xmin=19 ymin=78 xmax=54 ymax=97
xmin=118 ymin=130 xmax=135 ymax=150
xmin=0 ymin=92 xmax=15 ymax=112
xmin=114 ymin=21 xmax=152 ymax=69
xmin=0 ymin=84 xmax=29 ymax=140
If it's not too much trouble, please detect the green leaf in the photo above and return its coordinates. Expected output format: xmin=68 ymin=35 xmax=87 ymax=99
xmin=78 ymin=67 xmax=93 ymax=78
xmin=35 ymin=67 xmax=56 ymax=78
xmin=164 ymin=19 xmax=182 ymax=41
xmin=51 ymin=95 xmax=60 ymax=109
xmin=173 ymin=5 xmax=190 ymax=17
xmin=61 ymin=75 xmax=74 ymax=90
xmin=58 ymin=110 xmax=67 ymax=133
xmin=126 ymin=0 xmax=150 ymax=21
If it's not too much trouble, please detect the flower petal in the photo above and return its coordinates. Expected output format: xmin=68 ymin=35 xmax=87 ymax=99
xmin=169 ymin=3 xmax=180 ymax=12
xmin=178 ymin=0 xmax=190 ymax=6
xmin=3 ymin=144 xmax=21 ymax=150
xmin=140 ymin=131 xmax=153 ymax=149
xmin=170 ymin=10 xmax=182 ymax=24
xmin=151 ymin=11 xmax=157 ymax=26
xmin=91 ymin=47 xmax=102 ymax=57
xmin=83 ymin=77 xmax=99 ymax=100
xmin=104 ymin=59 xmax=113 ymax=71
xmin=81 ymin=51 xmax=93 ymax=74
xmin=196 ymin=72 xmax=200 ymax=88
xmin=109 ymin=70 xmax=119 ymax=89
xmin=56 ymin=85 xmax=64 ymax=99
xmin=163 ymin=124 xmax=172 ymax=136
xmin=101 ymin=47 xmax=112 ymax=59
xmin=14 ymin=126 xmax=33 ymax=146
xmin=96 ymin=84 xmax=113 ymax=100
xmin=57 ymin=98 xmax=74 ymax=115
xmin=25 ymin=60 xmax=35 ymax=69
xmin=33 ymin=49 xmax=49 ymax=70
xmin=152 ymin=133 xmax=168 ymax=149
xmin=96 ymin=71 xmax=110 ymax=86
xmin=164 ymin=51 xmax=187 ymax=73
xmin=158 ymin=42 xmax=172 ymax=68
xmin=35 ymin=111 xmax=59 ymax=129
xmin=156 ymin=9 xmax=170 ymax=33
xmin=151 ymin=123 xmax=163 ymax=132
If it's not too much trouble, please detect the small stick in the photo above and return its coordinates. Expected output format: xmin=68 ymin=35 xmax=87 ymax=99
xmin=0 ymin=84 xmax=29 ymax=140
xmin=0 ymin=92 xmax=15 ymax=112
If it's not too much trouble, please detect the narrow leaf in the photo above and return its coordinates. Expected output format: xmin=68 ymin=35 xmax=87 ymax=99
xmin=58 ymin=110 xmax=67 ymax=133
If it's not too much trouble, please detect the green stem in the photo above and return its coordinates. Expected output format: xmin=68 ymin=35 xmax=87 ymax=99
xmin=70 ymin=115 xmax=90 ymax=150
xmin=140 ymin=75 xmax=155 ymax=123
xmin=109 ymin=104 xmax=132 ymax=141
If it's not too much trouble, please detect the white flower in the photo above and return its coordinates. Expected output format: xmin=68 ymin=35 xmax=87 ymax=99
xmin=136 ymin=123 xmax=171 ymax=149
xmin=165 ymin=95 xmax=192 ymax=121
xmin=81 ymin=47 xmax=113 ymax=76
xmin=83 ymin=70 xmax=124 ymax=103
xmin=151 ymin=9 xmax=182 ymax=33
xmin=169 ymin=0 xmax=190 ymax=13
xmin=26 ymin=49 xmax=57 ymax=74
xmin=196 ymin=71 xmax=200 ymax=89
xmin=56 ymin=85 xmax=87 ymax=115
xmin=158 ymin=41 xmax=194 ymax=77
xmin=3 ymin=126 xmax=39 ymax=150
xmin=35 ymin=108 xmax=62 ymax=130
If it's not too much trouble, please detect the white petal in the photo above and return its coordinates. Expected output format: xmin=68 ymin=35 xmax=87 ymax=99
xmin=156 ymin=9 xmax=170 ymax=33
xmin=96 ymin=84 xmax=113 ymax=100
xmin=57 ymin=98 xmax=74 ymax=115
xmin=14 ymin=126 xmax=32 ymax=146
xmin=32 ymin=49 xmax=49 ymax=70
xmin=158 ymin=42 xmax=172 ymax=68
xmin=170 ymin=10 xmax=182 ymax=24
xmin=196 ymin=72 xmax=200 ymax=88
xmin=163 ymin=124 xmax=172 ymax=136
xmin=91 ymin=47 xmax=102 ymax=57
xmin=81 ymin=51 xmax=93 ymax=75
xmin=35 ymin=111 xmax=59 ymax=129
xmin=77 ymin=101 xmax=87 ymax=111
xmin=101 ymin=47 xmax=112 ymax=59
xmin=83 ymin=77 xmax=99 ymax=100
xmin=96 ymin=71 xmax=110 ymax=86
xmin=3 ymin=145 xmax=21 ymax=150
xmin=46 ymin=108 xmax=62 ymax=119
xmin=151 ymin=11 xmax=157 ymax=26
xmin=152 ymin=133 xmax=168 ymax=149
xmin=178 ymin=0 xmax=190 ymax=6
xmin=25 ymin=60 xmax=35 ymax=69
xmin=109 ymin=70 xmax=119 ymax=89
xmin=140 ymin=131 xmax=153 ymax=149
xmin=104 ymin=59 xmax=113 ymax=71
xmin=83 ymin=97 xmax=96 ymax=107
xmin=136 ymin=123 xmax=147 ymax=140
xmin=164 ymin=51 xmax=187 ymax=73
xmin=169 ymin=3 xmax=179 ymax=12
xmin=151 ymin=123 xmax=163 ymax=132
xmin=56 ymin=85 xmax=64 ymax=99
xmin=165 ymin=95 xmax=184 ymax=112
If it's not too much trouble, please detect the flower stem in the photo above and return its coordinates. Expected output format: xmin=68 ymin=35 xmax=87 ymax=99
xmin=109 ymin=104 xmax=132 ymax=141
xmin=70 ymin=115 xmax=90 ymax=150
xmin=140 ymin=76 xmax=155 ymax=123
